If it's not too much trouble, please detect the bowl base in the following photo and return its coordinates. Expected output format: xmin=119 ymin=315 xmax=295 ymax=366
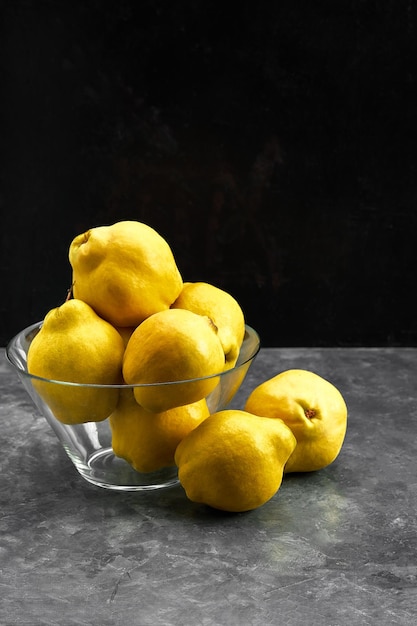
xmin=73 ymin=447 xmax=179 ymax=491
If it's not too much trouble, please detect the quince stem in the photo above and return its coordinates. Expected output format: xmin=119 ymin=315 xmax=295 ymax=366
xmin=65 ymin=282 xmax=74 ymax=302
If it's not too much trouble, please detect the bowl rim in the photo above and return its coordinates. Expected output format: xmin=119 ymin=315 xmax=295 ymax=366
xmin=6 ymin=321 xmax=261 ymax=389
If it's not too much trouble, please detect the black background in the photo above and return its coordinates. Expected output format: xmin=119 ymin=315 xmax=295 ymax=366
xmin=1 ymin=0 xmax=416 ymax=347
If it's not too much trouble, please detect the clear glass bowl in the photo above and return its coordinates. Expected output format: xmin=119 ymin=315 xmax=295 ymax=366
xmin=6 ymin=322 xmax=260 ymax=491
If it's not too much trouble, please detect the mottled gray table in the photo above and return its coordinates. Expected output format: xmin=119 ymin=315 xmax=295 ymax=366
xmin=1 ymin=347 xmax=416 ymax=626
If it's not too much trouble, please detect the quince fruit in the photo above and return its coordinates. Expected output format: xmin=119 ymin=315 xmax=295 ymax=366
xmin=110 ymin=389 xmax=210 ymax=473
xmin=244 ymin=369 xmax=348 ymax=472
xmin=115 ymin=325 xmax=136 ymax=348
xmin=69 ymin=220 xmax=183 ymax=327
xmin=171 ymin=281 xmax=245 ymax=369
xmin=175 ymin=409 xmax=297 ymax=512
xmin=122 ymin=308 xmax=225 ymax=412
xmin=27 ymin=299 xmax=124 ymax=424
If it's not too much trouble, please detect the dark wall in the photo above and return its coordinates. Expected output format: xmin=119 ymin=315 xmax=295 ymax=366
xmin=1 ymin=0 xmax=416 ymax=347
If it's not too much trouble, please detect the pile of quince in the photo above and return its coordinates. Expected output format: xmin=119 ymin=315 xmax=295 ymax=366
xmin=27 ymin=220 xmax=348 ymax=513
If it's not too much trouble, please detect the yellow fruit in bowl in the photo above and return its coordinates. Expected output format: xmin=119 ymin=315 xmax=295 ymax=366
xmin=27 ymin=299 xmax=125 ymax=424
xmin=115 ymin=325 xmax=136 ymax=348
xmin=171 ymin=281 xmax=245 ymax=369
xmin=244 ymin=369 xmax=348 ymax=473
xmin=123 ymin=308 xmax=225 ymax=412
xmin=110 ymin=388 xmax=210 ymax=473
xmin=69 ymin=220 xmax=183 ymax=327
xmin=174 ymin=409 xmax=297 ymax=512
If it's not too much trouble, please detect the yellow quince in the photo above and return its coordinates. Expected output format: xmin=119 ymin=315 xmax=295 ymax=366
xmin=110 ymin=388 xmax=210 ymax=473
xmin=171 ymin=281 xmax=245 ymax=369
xmin=175 ymin=409 xmax=297 ymax=512
xmin=122 ymin=308 xmax=225 ymax=412
xmin=27 ymin=299 xmax=124 ymax=424
xmin=69 ymin=220 xmax=183 ymax=327
xmin=244 ymin=369 xmax=348 ymax=472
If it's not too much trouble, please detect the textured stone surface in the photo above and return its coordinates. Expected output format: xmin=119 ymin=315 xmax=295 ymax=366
xmin=1 ymin=347 xmax=417 ymax=625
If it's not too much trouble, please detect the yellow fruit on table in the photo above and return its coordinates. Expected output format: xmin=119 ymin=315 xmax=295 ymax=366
xmin=174 ymin=409 xmax=297 ymax=512
xmin=171 ymin=281 xmax=245 ymax=369
xmin=123 ymin=308 xmax=225 ymax=412
xmin=244 ymin=369 xmax=348 ymax=473
xmin=69 ymin=220 xmax=183 ymax=327
xmin=27 ymin=299 xmax=125 ymax=424
xmin=110 ymin=388 xmax=210 ymax=473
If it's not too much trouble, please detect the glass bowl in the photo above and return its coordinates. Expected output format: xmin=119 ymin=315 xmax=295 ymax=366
xmin=6 ymin=322 xmax=260 ymax=491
